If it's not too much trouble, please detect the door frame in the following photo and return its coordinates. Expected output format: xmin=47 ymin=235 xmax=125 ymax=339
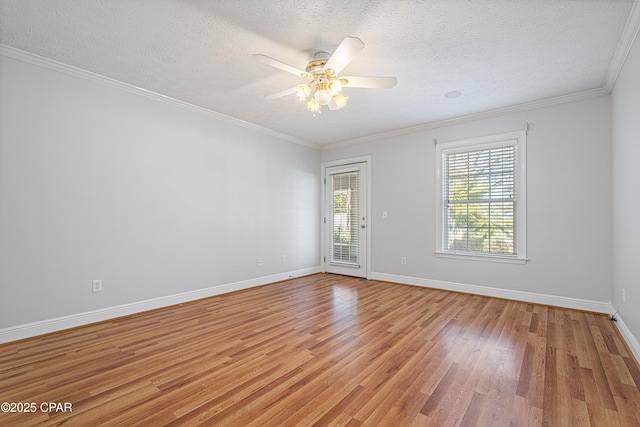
xmin=321 ymin=156 xmax=371 ymax=279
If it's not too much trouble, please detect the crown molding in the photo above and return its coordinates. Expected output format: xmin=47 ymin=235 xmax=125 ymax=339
xmin=0 ymin=40 xmax=621 ymax=151
xmin=322 ymin=87 xmax=608 ymax=150
xmin=0 ymin=44 xmax=320 ymax=150
xmin=603 ymin=0 xmax=640 ymax=93
xmin=325 ymin=0 xmax=640 ymax=150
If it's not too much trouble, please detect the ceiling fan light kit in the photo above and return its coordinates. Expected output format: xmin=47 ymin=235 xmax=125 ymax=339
xmin=254 ymin=37 xmax=397 ymax=114
xmin=298 ymin=54 xmax=349 ymax=112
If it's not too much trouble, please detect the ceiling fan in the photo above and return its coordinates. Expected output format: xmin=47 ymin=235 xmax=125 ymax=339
xmin=253 ymin=37 xmax=397 ymax=113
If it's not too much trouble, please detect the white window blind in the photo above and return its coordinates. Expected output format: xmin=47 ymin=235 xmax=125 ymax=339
xmin=436 ymin=130 xmax=527 ymax=262
xmin=330 ymin=171 xmax=360 ymax=265
xmin=444 ymin=144 xmax=516 ymax=255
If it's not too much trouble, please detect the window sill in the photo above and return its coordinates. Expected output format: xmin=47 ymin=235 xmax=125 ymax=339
xmin=435 ymin=251 xmax=528 ymax=264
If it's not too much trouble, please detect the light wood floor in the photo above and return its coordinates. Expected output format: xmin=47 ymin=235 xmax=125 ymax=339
xmin=1 ymin=274 xmax=639 ymax=426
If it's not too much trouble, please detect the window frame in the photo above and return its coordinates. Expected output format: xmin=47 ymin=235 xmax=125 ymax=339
xmin=435 ymin=130 xmax=528 ymax=264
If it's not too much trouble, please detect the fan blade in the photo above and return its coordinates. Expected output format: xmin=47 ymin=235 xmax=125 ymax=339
xmin=324 ymin=36 xmax=365 ymax=75
xmin=265 ymin=86 xmax=298 ymax=100
xmin=341 ymin=76 xmax=398 ymax=89
xmin=252 ymin=54 xmax=310 ymax=78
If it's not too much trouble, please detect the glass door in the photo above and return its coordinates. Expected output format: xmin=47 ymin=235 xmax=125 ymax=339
xmin=325 ymin=163 xmax=367 ymax=278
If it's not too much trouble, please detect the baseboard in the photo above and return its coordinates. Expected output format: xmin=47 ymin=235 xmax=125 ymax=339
xmin=609 ymin=307 xmax=640 ymax=365
xmin=370 ymin=272 xmax=611 ymax=313
xmin=371 ymin=272 xmax=640 ymax=365
xmin=0 ymin=266 xmax=321 ymax=344
xmin=6 ymin=269 xmax=638 ymax=367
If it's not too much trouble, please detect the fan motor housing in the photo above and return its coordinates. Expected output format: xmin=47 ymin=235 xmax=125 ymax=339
xmin=305 ymin=59 xmax=328 ymax=75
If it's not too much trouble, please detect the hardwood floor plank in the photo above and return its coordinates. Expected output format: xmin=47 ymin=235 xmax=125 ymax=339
xmin=1 ymin=273 xmax=639 ymax=426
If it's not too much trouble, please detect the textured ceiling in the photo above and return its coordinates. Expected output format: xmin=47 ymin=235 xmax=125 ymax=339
xmin=0 ymin=0 xmax=637 ymax=146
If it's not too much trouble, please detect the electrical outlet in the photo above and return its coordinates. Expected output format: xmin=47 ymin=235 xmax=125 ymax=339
xmin=281 ymin=255 xmax=287 ymax=263
xmin=257 ymin=258 xmax=263 ymax=267
xmin=92 ymin=279 xmax=102 ymax=293
xmin=382 ymin=211 xmax=388 ymax=219
xmin=401 ymin=257 xmax=407 ymax=265
xmin=622 ymin=288 xmax=626 ymax=303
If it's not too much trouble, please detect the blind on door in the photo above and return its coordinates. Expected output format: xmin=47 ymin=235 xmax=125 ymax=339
xmin=330 ymin=171 xmax=360 ymax=265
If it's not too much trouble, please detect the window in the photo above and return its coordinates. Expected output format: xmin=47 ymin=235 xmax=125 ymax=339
xmin=435 ymin=131 xmax=527 ymax=263
xmin=330 ymin=170 xmax=360 ymax=265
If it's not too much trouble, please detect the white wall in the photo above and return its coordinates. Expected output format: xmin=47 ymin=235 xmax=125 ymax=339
xmin=0 ymin=47 xmax=628 ymax=351
xmin=0 ymin=55 xmax=320 ymax=330
xmin=612 ymin=32 xmax=640 ymax=347
xmin=322 ymin=95 xmax=612 ymax=305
